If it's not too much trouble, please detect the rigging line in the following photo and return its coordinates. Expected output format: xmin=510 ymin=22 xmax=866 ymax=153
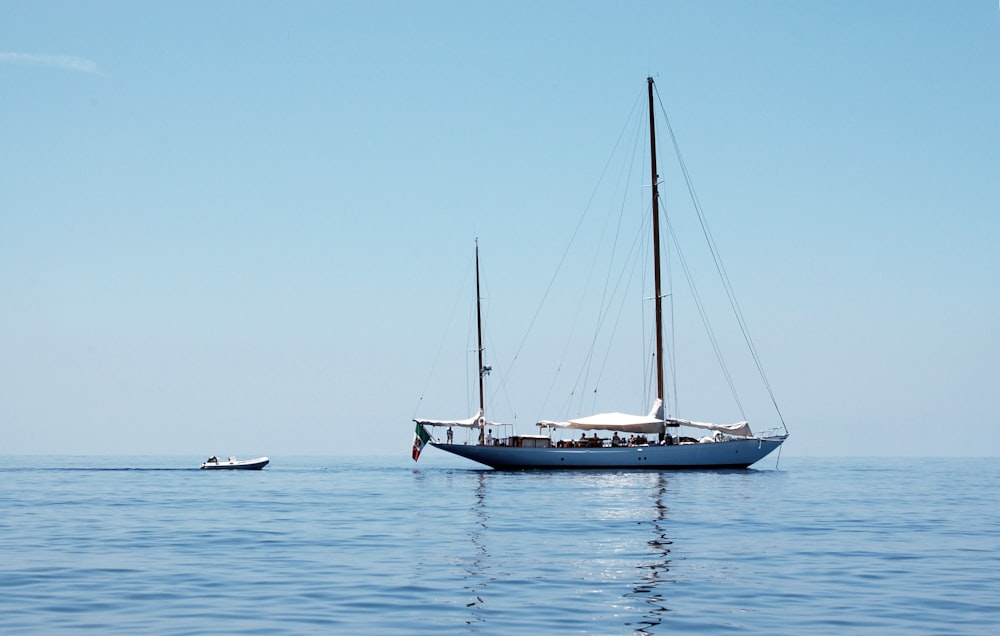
xmin=645 ymin=330 xmax=658 ymax=411
xmin=573 ymin=234 xmax=640 ymax=418
xmin=537 ymin=303 xmax=585 ymax=421
xmin=536 ymin=199 xmax=619 ymax=420
xmin=644 ymin=198 xmax=678 ymax=416
xmin=566 ymin=228 xmax=643 ymax=418
xmin=636 ymin=196 xmax=656 ymax=414
xmin=654 ymin=127 xmax=680 ymax=415
xmin=552 ymin=387 xmax=578 ymax=425
xmin=465 ymin=290 xmax=477 ymax=417
xmin=499 ymin=88 xmax=647 ymax=415
xmin=587 ymin=109 xmax=647 ymax=406
xmin=593 ymin=94 xmax=646 ymax=338
xmin=651 ymin=90 xmax=742 ymax=413
xmin=412 ymin=255 xmax=475 ymax=419
xmin=545 ymin=213 xmax=611 ymax=418
xmin=637 ymin=144 xmax=680 ymax=416
xmin=663 ymin=209 xmax=746 ymax=419
xmin=570 ymin=335 xmax=600 ymax=417
xmin=639 ymin=143 xmax=659 ymax=413
xmin=572 ymin=135 xmax=648 ymax=417
xmin=654 ymin=86 xmax=787 ymax=429
xmin=566 ymin=199 xmax=627 ymax=417
xmin=533 ymin=196 xmax=636 ymax=422
xmin=590 ymin=212 xmax=646 ymax=409
xmin=479 ymin=270 xmax=518 ymax=425
xmin=664 ymin=203 xmax=679 ymax=415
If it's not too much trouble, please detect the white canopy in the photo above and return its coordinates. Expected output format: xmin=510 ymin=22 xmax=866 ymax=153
xmin=537 ymin=399 xmax=755 ymax=438
xmin=538 ymin=400 xmax=666 ymax=434
xmin=414 ymin=410 xmax=488 ymax=429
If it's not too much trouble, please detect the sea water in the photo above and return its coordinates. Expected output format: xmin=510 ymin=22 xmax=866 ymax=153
xmin=1 ymin=455 xmax=997 ymax=634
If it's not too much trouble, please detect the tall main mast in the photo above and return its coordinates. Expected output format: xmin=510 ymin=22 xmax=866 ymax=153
xmin=648 ymin=77 xmax=665 ymax=414
xmin=475 ymin=239 xmax=486 ymax=445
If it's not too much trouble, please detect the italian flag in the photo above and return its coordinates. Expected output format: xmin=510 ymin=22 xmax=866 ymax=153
xmin=412 ymin=422 xmax=431 ymax=461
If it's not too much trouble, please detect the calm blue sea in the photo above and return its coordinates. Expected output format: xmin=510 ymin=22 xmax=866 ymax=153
xmin=1 ymin=455 xmax=997 ymax=634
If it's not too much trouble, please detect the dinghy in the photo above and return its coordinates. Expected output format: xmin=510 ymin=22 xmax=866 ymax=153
xmin=200 ymin=455 xmax=269 ymax=470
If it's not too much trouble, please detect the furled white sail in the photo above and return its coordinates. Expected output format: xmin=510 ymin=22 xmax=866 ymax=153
xmin=667 ymin=418 xmax=753 ymax=438
xmin=414 ymin=410 xmax=486 ymax=428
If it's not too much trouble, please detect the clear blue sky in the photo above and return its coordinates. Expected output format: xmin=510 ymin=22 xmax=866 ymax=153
xmin=2 ymin=1 xmax=997 ymax=458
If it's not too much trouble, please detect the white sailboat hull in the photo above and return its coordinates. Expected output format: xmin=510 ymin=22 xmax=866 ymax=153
xmin=431 ymin=437 xmax=786 ymax=470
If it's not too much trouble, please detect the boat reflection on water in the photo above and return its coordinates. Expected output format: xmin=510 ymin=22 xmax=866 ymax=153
xmin=454 ymin=470 xmax=674 ymax=633
xmin=625 ymin=472 xmax=672 ymax=634
xmin=463 ymin=472 xmax=490 ymax=627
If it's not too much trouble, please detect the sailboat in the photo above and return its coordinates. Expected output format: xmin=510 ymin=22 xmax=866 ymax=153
xmin=412 ymin=77 xmax=788 ymax=469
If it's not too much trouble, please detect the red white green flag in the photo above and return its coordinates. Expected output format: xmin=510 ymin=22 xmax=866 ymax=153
xmin=411 ymin=422 xmax=431 ymax=461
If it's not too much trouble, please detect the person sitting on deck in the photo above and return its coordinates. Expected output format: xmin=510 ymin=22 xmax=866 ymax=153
xmin=612 ymin=432 xmax=622 ymax=447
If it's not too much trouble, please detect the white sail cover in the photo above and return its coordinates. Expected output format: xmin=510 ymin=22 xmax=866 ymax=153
xmin=537 ymin=399 xmax=754 ymax=438
xmin=666 ymin=417 xmax=753 ymax=438
xmin=414 ymin=410 xmax=487 ymax=428
xmin=538 ymin=400 xmax=666 ymax=434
